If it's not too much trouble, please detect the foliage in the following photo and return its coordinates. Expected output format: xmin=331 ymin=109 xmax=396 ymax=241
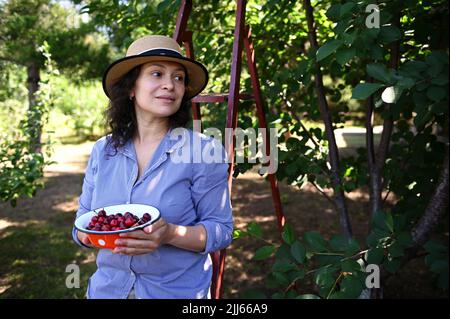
xmin=231 ymin=0 xmax=447 ymax=297
xmin=0 ymin=0 xmax=447 ymax=297
xmin=0 ymin=43 xmax=56 ymax=206
xmin=49 ymin=77 xmax=108 ymax=140
xmin=236 ymin=218 xmax=448 ymax=298
xmin=69 ymin=0 xmax=448 ymax=297
xmin=0 ymin=0 xmax=111 ymax=81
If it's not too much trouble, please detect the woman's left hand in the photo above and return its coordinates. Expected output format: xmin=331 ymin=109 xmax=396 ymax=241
xmin=112 ymin=218 xmax=174 ymax=256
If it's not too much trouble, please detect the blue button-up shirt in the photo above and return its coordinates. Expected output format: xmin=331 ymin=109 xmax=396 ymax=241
xmin=72 ymin=127 xmax=233 ymax=299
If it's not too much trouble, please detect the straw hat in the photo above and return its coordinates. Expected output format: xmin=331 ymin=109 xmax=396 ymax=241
xmin=102 ymin=35 xmax=208 ymax=100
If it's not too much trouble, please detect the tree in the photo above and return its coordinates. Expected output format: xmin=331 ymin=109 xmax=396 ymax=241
xmin=0 ymin=0 xmax=110 ymax=153
xmin=15 ymin=0 xmax=446 ymax=296
xmin=238 ymin=0 xmax=448 ymax=298
xmin=0 ymin=0 xmax=110 ymax=205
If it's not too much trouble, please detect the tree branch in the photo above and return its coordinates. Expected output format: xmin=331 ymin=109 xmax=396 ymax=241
xmin=303 ymin=0 xmax=352 ymax=239
xmin=310 ymin=180 xmax=338 ymax=210
xmin=411 ymin=145 xmax=449 ymax=246
xmin=368 ymin=13 xmax=401 ymax=221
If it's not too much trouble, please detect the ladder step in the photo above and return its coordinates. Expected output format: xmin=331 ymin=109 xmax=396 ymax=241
xmin=192 ymin=93 xmax=254 ymax=103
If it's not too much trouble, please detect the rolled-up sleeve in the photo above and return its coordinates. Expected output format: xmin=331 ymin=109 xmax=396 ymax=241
xmin=191 ymin=138 xmax=234 ymax=254
xmin=72 ymin=141 xmax=99 ymax=248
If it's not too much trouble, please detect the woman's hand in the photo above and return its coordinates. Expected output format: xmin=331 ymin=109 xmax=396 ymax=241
xmin=112 ymin=218 xmax=174 ymax=256
xmin=77 ymin=230 xmax=94 ymax=248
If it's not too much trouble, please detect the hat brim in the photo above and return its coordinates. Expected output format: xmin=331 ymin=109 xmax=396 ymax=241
xmin=103 ymin=53 xmax=208 ymax=100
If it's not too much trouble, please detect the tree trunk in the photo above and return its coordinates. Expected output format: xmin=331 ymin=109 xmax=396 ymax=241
xmin=27 ymin=62 xmax=42 ymax=154
xmin=381 ymin=145 xmax=449 ymax=288
xmin=303 ymin=0 xmax=352 ymax=239
xmin=411 ymin=146 xmax=449 ymax=246
xmin=368 ymin=14 xmax=400 ymax=220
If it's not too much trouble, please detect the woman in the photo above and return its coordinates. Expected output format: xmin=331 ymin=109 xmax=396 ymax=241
xmin=72 ymin=35 xmax=233 ymax=299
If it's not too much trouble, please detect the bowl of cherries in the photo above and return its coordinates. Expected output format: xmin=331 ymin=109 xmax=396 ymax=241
xmin=74 ymin=203 xmax=161 ymax=249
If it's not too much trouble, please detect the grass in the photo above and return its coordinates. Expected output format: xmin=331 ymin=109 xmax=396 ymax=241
xmin=0 ymin=217 xmax=96 ymax=298
xmin=1 ymin=136 xmax=446 ymax=299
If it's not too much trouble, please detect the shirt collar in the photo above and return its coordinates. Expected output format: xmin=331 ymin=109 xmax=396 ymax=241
xmin=118 ymin=127 xmax=188 ymax=159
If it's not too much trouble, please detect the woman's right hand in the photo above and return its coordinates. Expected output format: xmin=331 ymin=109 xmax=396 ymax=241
xmin=77 ymin=230 xmax=94 ymax=248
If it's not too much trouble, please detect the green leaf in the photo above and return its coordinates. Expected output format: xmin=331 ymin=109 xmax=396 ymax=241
xmin=341 ymin=259 xmax=363 ymax=273
xmin=273 ymin=272 xmax=290 ymax=287
xmin=271 ymin=291 xmax=286 ymax=299
xmin=339 ymin=274 xmax=365 ymax=298
xmin=399 ymin=61 xmax=427 ymax=80
xmin=367 ymin=63 xmax=392 ymax=83
xmin=366 ymin=247 xmax=385 ymax=264
xmin=233 ymin=229 xmax=247 ymax=240
xmin=316 ymin=40 xmax=342 ymax=62
xmin=273 ymin=260 xmax=297 ymax=273
xmin=378 ymin=25 xmax=401 ymax=44
xmin=304 ymin=231 xmax=328 ymax=252
xmin=426 ymin=86 xmax=446 ymax=102
xmin=253 ymin=245 xmax=276 ymax=260
xmin=414 ymin=110 xmax=433 ymax=128
xmin=366 ymin=228 xmax=391 ymax=247
xmin=397 ymin=76 xmax=416 ymax=89
xmin=291 ymin=241 xmax=306 ymax=264
xmin=372 ymin=211 xmax=394 ymax=233
xmin=247 ymin=221 xmax=262 ymax=237
xmin=336 ymin=47 xmax=356 ymax=65
xmin=340 ymin=2 xmax=356 ymax=17
xmin=431 ymin=73 xmax=449 ymax=86
xmin=388 ymin=241 xmax=404 ymax=258
xmin=282 ymin=224 xmax=296 ymax=245
xmin=266 ymin=273 xmax=282 ymax=289
xmin=342 ymin=31 xmax=358 ymax=45
xmin=315 ymin=268 xmax=335 ymax=289
xmin=241 ymin=289 xmax=267 ymax=299
xmin=329 ymin=291 xmax=347 ymax=299
xmin=287 ymin=269 xmax=306 ymax=282
xmin=276 ymin=243 xmax=296 ymax=263
xmin=156 ymin=0 xmax=172 ymax=13
xmin=326 ymin=4 xmax=341 ymax=20
xmin=330 ymin=235 xmax=360 ymax=256
xmin=370 ymin=45 xmax=384 ymax=60
xmin=426 ymin=52 xmax=446 ymax=77
xmin=352 ymin=83 xmax=385 ymax=100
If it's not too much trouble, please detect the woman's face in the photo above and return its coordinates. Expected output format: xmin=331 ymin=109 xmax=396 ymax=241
xmin=132 ymin=61 xmax=186 ymax=119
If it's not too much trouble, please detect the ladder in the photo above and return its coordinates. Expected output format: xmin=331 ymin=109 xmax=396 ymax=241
xmin=173 ymin=0 xmax=285 ymax=299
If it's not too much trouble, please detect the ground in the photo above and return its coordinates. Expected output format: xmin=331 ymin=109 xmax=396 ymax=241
xmin=0 ymin=139 xmax=447 ymax=299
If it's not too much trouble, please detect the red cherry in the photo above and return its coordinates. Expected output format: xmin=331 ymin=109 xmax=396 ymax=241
xmin=124 ymin=218 xmax=135 ymax=228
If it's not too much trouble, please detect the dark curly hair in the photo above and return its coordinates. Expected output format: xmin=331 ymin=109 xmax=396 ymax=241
xmin=105 ymin=64 xmax=191 ymax=156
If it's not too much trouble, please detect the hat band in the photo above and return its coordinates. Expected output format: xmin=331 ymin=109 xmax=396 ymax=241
xmin=134 ymin=48 xmax=183 ymax=58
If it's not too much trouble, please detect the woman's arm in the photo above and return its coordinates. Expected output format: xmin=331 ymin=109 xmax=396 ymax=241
xmin=112 ymin=218 xmax=207 ymax=255
xmin=166 ymin=223 xmax=207 ymax=252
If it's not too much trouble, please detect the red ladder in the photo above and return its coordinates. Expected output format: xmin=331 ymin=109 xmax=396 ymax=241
xmin=173 ymin=0 xmax=285 ymax=299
